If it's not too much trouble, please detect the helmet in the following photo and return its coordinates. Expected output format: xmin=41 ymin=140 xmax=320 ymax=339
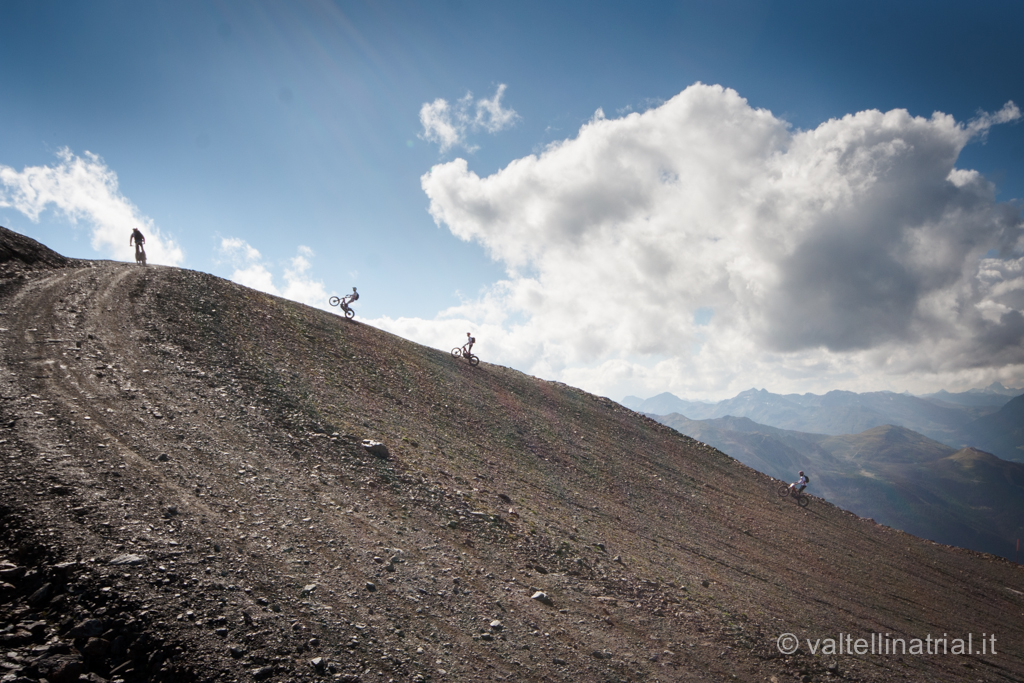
xmin=799 ymin=471 xmax=804 ymax=475
xmin=352 ymin=287 xmax=357 ymax=291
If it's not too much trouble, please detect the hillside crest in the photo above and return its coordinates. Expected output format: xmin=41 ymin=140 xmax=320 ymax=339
xmin=1 ymin=227 xmax=1023 ymax=682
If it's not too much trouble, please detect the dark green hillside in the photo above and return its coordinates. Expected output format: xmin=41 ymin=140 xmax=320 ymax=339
xmin=958 ymin=393 xmax=1024 ymax=462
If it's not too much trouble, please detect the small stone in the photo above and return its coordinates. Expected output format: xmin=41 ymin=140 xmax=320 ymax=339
xmin=69 ymin=618 xmax=105 ymax=639
xmin=108 ymin=554 xmax=147 ymax=566
xmin=531 ymin=591 xmax=553 ymax=606
xmin=310 ymin=657 xmax=326 ymax=673
xmin=81 ymin=637 xmax=110 ymax=657
xmin=35 ymin=654 xmax=83 ymax=683
xmin=361 ymin=439 xmax=389 ymax=458
xmin=27 ymin=582 xmax=53 ymax=606
xmin=156 ymin=453 xmax=169 ymax=462
xmin=365 ymin=582 xmax=377 ymax=592
xmin=252 ymin=666 xmax=274 ymax=681
xmin=301 ymin=583 xmax=317 ymax=596
xmin=0 ymin=565 xmax=23 ymax=581
xmin=701 ymin=579 xmax=710 ymax=588
xmin=489 ymin=620 xmax=503 ymax=631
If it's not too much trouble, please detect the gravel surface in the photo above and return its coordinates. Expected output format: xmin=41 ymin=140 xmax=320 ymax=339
xmin=1 ymin=225 xmax=1023 ymax=683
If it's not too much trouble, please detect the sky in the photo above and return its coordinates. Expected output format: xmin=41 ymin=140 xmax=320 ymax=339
xmin=1 ymin=0 xmax=1023 ymax=402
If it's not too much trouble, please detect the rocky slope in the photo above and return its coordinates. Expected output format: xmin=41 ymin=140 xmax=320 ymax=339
xmin=651 ymin=414 xmax=1024 ymax=560
xmin=1 ymin=226 xmax=1023 ymax=683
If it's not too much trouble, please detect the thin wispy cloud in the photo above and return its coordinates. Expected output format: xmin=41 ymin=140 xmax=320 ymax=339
xmin=378 ymin=84 xmax=1024 ymax=400
xmin=218 ymin=237 xmax=334 ymax=311
xmin=419 ymin=84 xmax=520 ymax=153
xmin=0 ymin=148 xmax=184 ymax=266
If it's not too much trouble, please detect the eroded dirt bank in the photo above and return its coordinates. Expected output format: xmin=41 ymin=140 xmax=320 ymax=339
xmin=1 ymin=227 xmax=1022 ymax=683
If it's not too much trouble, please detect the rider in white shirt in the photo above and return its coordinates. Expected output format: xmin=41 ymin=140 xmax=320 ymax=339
xmin=463 ymin=332 xmax=475 ymax=355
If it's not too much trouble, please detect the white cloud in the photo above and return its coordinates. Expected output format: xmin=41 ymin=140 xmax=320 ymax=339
xmin=218 ymin=237 xmax=335 ymax=311
xmin=387 ymin=84 xmax=1024 ymax=400
xmin=419 ymin=84 xmax=520 ymax=153
xmin=0 ymin=148 xmax=184 ymax=265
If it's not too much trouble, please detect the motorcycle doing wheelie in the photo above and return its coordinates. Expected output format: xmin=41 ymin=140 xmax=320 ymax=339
xmin=329 ymin=290 xmax=358 ymax=319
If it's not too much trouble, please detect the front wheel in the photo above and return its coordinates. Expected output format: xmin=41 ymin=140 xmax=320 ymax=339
xmin=329 ymin=296 xmax=342 ymax=307
xmin=777 ymin=484 xmax=791 ymax=498
xmin=451 ymin=347 xmax=463 ymax=359
xmin=467 ymin=354 xmax=479 ymax=366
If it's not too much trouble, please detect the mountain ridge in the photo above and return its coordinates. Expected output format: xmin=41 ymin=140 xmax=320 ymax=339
xmin=626 ymin=386 xmax=1024 ymax=459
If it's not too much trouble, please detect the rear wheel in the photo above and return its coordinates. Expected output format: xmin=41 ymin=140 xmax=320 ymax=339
xmin=468 ymin=354 xmax=479 ymax=366
xmin=344 ymin=307 xmax=355 ymax=319
xmin=451 ymin=347 xmax=462 ymax=358
xmin=796 ymin=494 xmax=809 ymax=508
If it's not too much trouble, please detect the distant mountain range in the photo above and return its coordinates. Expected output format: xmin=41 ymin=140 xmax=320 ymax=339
xmin=622 ymin=383 xmax=1024 ymax=462
xmin=650 ymin=414 xmax=1024 ymax=559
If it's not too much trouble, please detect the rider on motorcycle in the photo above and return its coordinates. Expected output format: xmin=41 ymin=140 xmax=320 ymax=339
xmin=789 ymin=471 xmax=808 ymax=494
xmin=341 ymin=287 xmax=358 ymax=311
xmin=130 ymin=227 xmax=146 ymax=262
xmin=463 ymin=332 xmax=475 ymax=356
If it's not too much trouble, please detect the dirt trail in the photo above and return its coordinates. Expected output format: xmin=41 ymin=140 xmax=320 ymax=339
xmin=1 ymin=231 xmax=1023 ymax=683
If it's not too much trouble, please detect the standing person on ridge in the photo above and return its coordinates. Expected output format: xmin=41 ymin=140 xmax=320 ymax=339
xmin=463 ymin=332 xmax=475 ymax=356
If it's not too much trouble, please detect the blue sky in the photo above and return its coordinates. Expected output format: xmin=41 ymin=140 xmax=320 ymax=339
xmin=2 ymin=1 xmax=1023 ymax=400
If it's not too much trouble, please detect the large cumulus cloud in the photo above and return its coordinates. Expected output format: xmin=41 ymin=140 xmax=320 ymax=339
xmin=0 ymin=148 xmax=184 ymax=266
xmin=379 ymin=84 xmax=1024 ymax=398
